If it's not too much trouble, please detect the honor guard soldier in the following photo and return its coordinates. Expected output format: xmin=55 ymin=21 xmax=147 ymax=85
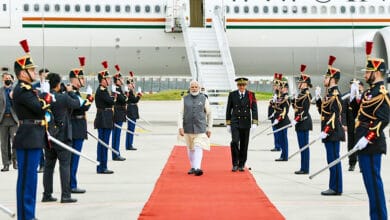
xmin=69 ymin=57 xmax=93 ymax=194
xmin=291 ymin=65 xmax=313 ymax=174
xmin=13 ymin=39 xmax=52 ymax=220
xmin=342 ymin=79 xmax=364 ymax=172
xmin=351 ymin=41 xmax=389 ymax=220
xmin=42 ymin=73 xmax=82 ymax=204
xmin=94 ymin=61 xmax=115 ymax=174
xmin=111 ymin=65 xmax=127 ymax=161
xmin=269 ymin=73 xmax=281 ymax=152
xmin=272 ymin=75 xmax=291 ymax=161
xmin=226 ymin=77 xmax=258 ymax=172
xmin=125 ymin=71 xmax=142 ymax=151
xmin=315 ymin=55 xmax=345 ymax=196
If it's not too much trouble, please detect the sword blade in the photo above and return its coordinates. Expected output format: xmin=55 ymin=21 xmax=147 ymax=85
xmin=288 ymin=137 xmax=320 ymax=159
xmin=126 ymin=116 xmax=151 ymax=131
xmin=114 ymin=123 xmax=139 ymax=136
xmin=251 ymin=125 xmax=272 ymax=140
xmin=266 ymin=124 xmax=292 ymax=136
xmin=48 ymin=134 xmax=99 ymax=165
xmin=87 ymin=131 xmax=120 ymax=155
xmin=0 ymin=204 xmax=15 ymax=218
xmin=140 ymin=116 xmax=153 ymax=126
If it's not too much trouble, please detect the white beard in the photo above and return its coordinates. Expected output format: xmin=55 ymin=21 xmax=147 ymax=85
xmin=190 ymin=91 xmax=200 ymax=96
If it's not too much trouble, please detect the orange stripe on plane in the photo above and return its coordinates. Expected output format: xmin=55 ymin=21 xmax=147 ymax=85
xmin=23 ymin=17 xmax=166 ymax=22
xmin=227 ymin=18 xmax=390 ymax=23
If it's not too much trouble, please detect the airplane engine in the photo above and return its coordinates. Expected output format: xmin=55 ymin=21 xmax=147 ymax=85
xmin=373 ymin=27 xmax=390 ymax=72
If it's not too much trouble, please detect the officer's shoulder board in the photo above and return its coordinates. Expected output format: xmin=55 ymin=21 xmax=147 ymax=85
xmin=20 ymin=82 xmax=32 ymax=90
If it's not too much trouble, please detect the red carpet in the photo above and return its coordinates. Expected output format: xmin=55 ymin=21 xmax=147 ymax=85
xmin=138 ymin=146 xmax=284 ymax=220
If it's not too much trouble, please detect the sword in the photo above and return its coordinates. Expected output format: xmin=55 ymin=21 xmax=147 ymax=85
xmin=251 ymin=125 xmax=273 ymax=140
xmin=266 ymin=124 xmax=292 ymax=135
xmin=309 ymin=146 xmax=359 ymax=179
xmin=48 ymin=134 xmax=99 ymax=165
xmin=140 ymin=116 xmax=153 ymax=126
xmin=86 ymin=131 xmax=120 ymax=155
xmin=288 ymin=137 xmax=321 ymax=160
xmin=114 ymin=123 xmax=139 ymax=136
xmin=0 ymin=204 xmax=15 ymax=218
xmin=126 ymin=116 xmax=151 ymax=131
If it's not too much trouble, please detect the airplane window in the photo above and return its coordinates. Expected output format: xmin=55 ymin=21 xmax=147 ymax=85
xmin=75 ymin=4 xmax=81 ymax=12
xmin=23 ymin=4 xmax=29 ymax=12
xmin=378 ymin=6 xmax=384 ymax=14
xmin=282 ymin=6 xmax=288 ymax=13
xmin=44 ymin=4 xmax=50 ymax=12
xmin=34 ymin=4 xmax=39 ymax=12
xmin=263 ymin=6 xmax=269 ymax=14
xmin=54 ymin=4 xmax=60 ymax=12
xmin=301 ymin=6 xmax=307 ymax=14
xmin=105 ymin=5 xmax=111 ymax=13
xmin=234 ymin=6 xmax=239 ymax=13
xmin=226 ymin=6 xmax=230 ymax=14
xmin=125 ymin=5 xmax=131 ymax=13
xmin=359 ymin=6 xmax=365 ymax=14
xmin=273 ymin=6 xmax=278 ymax=13
xmin=253 ymin=6 xmax=259 ymax=13
xmin=292 ymin=6 xmax=297 ymax=13
xmin=320 ymin=6 xmax=327 ymax=14
xmin=135 ymin=5 xmax=141 ymax=13
xmin=340 ymin=6 xmax=346 ymax=14
xmin=369 ymin=6 xmax=375 ymax=14
xmin=145 ymin=5 xmax=151 ymax=13
xmin=85 ymin=5 xmax=91 ymax=12
xmin=330 ymin=6 xmax=336 ymax=14
xmin=155 ymin=5 xmax=161 ymax=13
xmin=65 ymin=4 xmax=70 ymax=12
xmin=244 ymin=6 xmax=249 ymax=13
xmin=350 ymin=6 xmax=356 ymax=13
xmin=2 ymin=3 xmax=6 ymax=11
xmin=311 ymin=6 xmax=317 ymax=14
xmin=95 ymin=5 xmax=101 ymax=12
xmin=115 ymin=5 xmax=121 ymax=13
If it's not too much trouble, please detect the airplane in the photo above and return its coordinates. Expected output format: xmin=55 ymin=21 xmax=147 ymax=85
xmin=0 ymin=0 xmax=389 ymax=92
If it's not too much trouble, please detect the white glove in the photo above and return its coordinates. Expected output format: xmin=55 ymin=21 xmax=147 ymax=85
xmin=319 ymin=131 xmax=328 ymax=139
xmin=291 ymin=120 xmax=297 ymax=126
xmin=251 ymin=124 xmax=257 ymax=132
xmin=123 ymin=85 xmax=129 ymax=93
xmin=86 ymin=85 xmax=92 ymax=95
xmin=111 ymin=84 xmax=119 ymax=94
xmin=272 ymin=119 xmax=279 ymax=126
xmin=293 ymin=92 xmax=298 ymax=99
xmin=272 ymin=94 xmax=277 ymax=103
xmin=350 ymin=83 xmax=358 ymax=101
xmin=315 ymin=86 xmax=321 ymax=100
xmin=77 ymin=96 xmax=85 ymax=107
xmin=354 ymin=137 xmax=369 ymax=150
xmin=226 ymin=125 xmax=231 ymax=133
xmin=41 ymin=81 xmax=50 ymax=93
xmin=137 ymin=86 xmax=142 ymax=93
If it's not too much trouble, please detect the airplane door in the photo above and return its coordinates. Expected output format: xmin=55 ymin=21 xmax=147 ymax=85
xmin=0 ymin=0 xmax=10 ymax=28
xmin=190 ymin=0 xmax=204 ymax=27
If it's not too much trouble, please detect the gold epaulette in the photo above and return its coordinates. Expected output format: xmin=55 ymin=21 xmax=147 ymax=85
xmin=380 ymin=85 xmax=390 ymax=106
xmin=332 ymin=89 xmax=339 ymax=96
xmin=226 ymin=120 xmax=231 ymax=125
xmin=20 ymin=82 xmax=32 ymax=90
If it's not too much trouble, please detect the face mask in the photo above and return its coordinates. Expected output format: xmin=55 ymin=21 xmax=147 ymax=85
xmin=4 ymin=80 xmax=12 ymax=86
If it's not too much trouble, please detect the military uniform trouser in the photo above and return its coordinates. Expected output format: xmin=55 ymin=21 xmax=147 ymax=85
xmin=71 ymin=139 xmax=84 ymax=189
xmin=97 ymin=128 xmax=111 ymax=173
xmin=324 ymin=141 xmax=342 ymax=194
xmin=297 ymin=131 xmax=310 ymax=172
xmin=112 ymin=121 xmax=123 ymax=158
xmin=126 ymin=119 xmax=136 ymax=149
xmin=230 ymin=127 xmax=250 ymax=167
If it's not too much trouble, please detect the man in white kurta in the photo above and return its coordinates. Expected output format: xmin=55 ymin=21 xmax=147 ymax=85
xmin=178 ymin=80 xmax=212 ymax=176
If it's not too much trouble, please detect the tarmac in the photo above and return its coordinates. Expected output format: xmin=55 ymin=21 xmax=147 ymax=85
xmin=1 ymin=100 xmax=389 ymax=220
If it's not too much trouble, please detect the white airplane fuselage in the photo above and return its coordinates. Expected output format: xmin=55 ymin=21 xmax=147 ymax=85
xmin=0 ymin=0 xmax=389 ymax=90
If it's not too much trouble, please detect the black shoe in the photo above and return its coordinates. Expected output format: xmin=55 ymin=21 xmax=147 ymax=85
xmin=12 ymin=160 xmax=17 ymax=169
xmin=348 ymin=165 xmax=355 ymax=171
xmin=113 ymin=156 xmax=126 ymax=161
xmin=42 ymin=195 xmax=57 ymax=202
xmin=61 ymin=197 xmax=77 ymax=203
xmin=294 ymin=170 xmax=308 ymax=175
xmin=38 ymin=166 xmax=44 ymax=173
xmin=187 ymin=168 xmax=195 ymax=175
xmin=194 ymin=169 xmax=203 ymax=176
xmin=238 ymin=166 xmax=245 ymax=172
xmin=275 ymin=158 xmax=287 ymax=162
xmin=321 ymin=189 xmax=342 ymax=196
xmin=97 ymin=169 xmax=114 ymax=174
xmin=231 ymin=165 xmax=238 ymax=172
xmin=71 ymin=188 xmax=86 ymax=194
xmin=270 ymin=148 xmax=281 ymax=152
xmin=1 ymin=165 xmax=9 ymax=172
xmin=126 ymin=147 xmax=137 ymax=151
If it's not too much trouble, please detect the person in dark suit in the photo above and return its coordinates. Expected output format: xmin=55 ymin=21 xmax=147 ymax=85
xmin=111 ymin=65 xmax=127 ymax=160
xmin=269 ymin=73 xmax=281 ymax=152
xmin=69 ymin=57 xmax=93 ymax=194
xmin=226 ymin=77 xmax=258 ymax=172
xmin=315 ymin=56 xmax=345 ymax=196
xmin=94 ymin=61 xmax=115 ymax=174
xmin=125 ymin=71 xmax=142 ymax=151
xmin=13 ymin=39 xmax=52 ymax=220
xmin=0 ymin=72 xmax=18 ymax=171
xmin=291 ymin=65 xmax=313 ymax=174
xmin=351 ymin=41 xmax=388 ymax=220
xmin=42 ymin=73 xmax=81 ymax=203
